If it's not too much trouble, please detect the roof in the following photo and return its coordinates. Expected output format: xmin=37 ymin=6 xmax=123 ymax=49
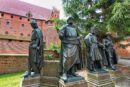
xmin=0 ymin=0 xmax=52 ymax=20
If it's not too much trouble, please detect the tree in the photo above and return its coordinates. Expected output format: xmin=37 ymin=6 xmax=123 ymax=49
xmin=62 ymin=0 xmax=130 ymax=38
xmin=53 ymin=19 xmax=66 ymax=32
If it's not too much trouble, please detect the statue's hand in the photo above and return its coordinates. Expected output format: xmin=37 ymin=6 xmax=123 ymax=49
xmin=32 ymin=45 xmax=37 ymax=49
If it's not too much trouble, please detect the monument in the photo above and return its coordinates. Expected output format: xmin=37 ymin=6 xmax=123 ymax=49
xmin=84 ymin=27 xmax=103 ymax=72
xmin=21 ymin=19 xmax=44 ymax=87
xmin=102 ymin=32 xmax=118 ymax=70
xmin=84 ymin=27 xmax=115 ymax=87
xmin=59 ymin=17 xmax=87 ymax=87
xmin=102 ymin=32 xmax=124 ymax=82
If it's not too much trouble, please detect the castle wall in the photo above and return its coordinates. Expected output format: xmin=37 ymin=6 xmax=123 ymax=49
xmin=0 ymin=12 xmax=60 ymax=49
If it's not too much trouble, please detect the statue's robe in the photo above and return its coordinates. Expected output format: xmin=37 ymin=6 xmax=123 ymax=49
xmin=103 ymin=37 xmax=118 ymax=66
xmin=59 ymin=25 xmax=82 ymax=75
xmin=98 ymin=42 xmax=108 ymax=66
xmin=28 ymin=28 xmax=44 ymax=74
xmin=84 ymin=33 xmax=102 ymax=71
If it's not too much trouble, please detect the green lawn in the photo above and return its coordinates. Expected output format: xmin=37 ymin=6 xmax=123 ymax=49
xmin=0 ymin=72 xmax=24 ymax=87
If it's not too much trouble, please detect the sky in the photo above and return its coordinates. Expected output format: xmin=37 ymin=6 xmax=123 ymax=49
xmin=20 ymin=0 xmax=66 ymax=19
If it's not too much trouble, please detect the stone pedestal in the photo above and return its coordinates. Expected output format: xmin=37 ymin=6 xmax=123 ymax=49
xmin=59 ymin=79 xmax=87 ymax=87
xmin=87 ymin=72 xmax=115 ymax=87
xmin=41 ymin=60 xmax=59 ymax=87
xmin=20 ymin=76 xmax=41 ymax=87
xmin=41 ymin=76 xmax=59 ymax=87
xmin=108 ymin=69 xmax=126 ymax=86
xmin=109 ymin=70 xmax=124 ymax=80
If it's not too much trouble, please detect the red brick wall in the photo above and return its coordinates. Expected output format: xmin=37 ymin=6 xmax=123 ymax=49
xmin=0 ymin=55 xmax=27 ymax=74
xmin=0 ymin=13 xmax=60 ymax=49
xmin=114 ymin=40 xmax=130 ymax=59
xmin=0 ymin=50 xmax=59 ymax=74
xmin=0 ymin=40 xmax=29 ymax=54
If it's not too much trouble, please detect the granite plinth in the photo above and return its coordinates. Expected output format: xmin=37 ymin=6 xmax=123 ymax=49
xmin=20 ymin=76 xmax=41 ymax=87
xmin=59 ymin=79 xmax=87 ymax=87
xmin=87 ymin=72 xmax=115 ymax=87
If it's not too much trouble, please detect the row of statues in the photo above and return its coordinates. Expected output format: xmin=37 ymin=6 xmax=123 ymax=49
xmin=59 ymin=17 xmax=118 ymax=81
xmin=23 ymin=18 xmax=118 ymax=83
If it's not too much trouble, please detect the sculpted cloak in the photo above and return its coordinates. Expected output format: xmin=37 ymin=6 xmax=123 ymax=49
xmin=84 ymin=33 xmax=102 ymax=71
xmin=59 ymin=24 xmax=83 ymax=75
xmin=28 ymin=24 xmax=44 ymax=74
xmin=103 ymin=36 xmax=118 ymax=67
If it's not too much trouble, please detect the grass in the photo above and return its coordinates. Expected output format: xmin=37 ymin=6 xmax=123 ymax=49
xmin=0 ymin=72 xmax=24 ymax=87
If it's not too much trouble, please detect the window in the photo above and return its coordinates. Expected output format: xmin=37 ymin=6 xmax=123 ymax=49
xmin=6 ymin=21 xmax=10 ymax=26
xmin=20 ymin=33 xmax=24 ymax=36
xmin=5 ymin=31 xmax=8 ymax=34
xmin=1 ymin=13 xmax=4 ymax=17
xmin=11 ymin=15 xmax=13 ymax=18
xmin=19 ymin=17 xmax=22 ymax=20
xmin=8 ymin=39 xmax=12 ymax=42
xmin=28 ymin=19 xmax=30 ymax=21
xmin=21 ymin=24 xmax=24 ymax=27
xmin=45 ymin=21 xmax=48 ymax=25
xmin=28 ymin=34 xmax=30 ymax=36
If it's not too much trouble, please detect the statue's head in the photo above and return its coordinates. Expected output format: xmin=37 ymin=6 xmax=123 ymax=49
xmin=90 ymin=26 xmax=96 ymax=35
xmin=67 ymin=16 xmax=74 ymax=25
xmin=30 ymin=19 xmax=38 ymax=29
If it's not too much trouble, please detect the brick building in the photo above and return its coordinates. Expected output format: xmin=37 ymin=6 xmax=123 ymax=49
xmin=0 ymin=0 xmax=60 ymax=54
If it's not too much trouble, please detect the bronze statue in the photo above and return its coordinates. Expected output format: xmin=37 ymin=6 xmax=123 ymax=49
xmin=59 ymin=17 xmax=83 ymax=82
xmin=84 ymin=27 xmax=103 ymax=72
xmin=23 ymin=19 xmax=44 ymax=77
xmin=102 ymin=32 xmax=118 ymax=70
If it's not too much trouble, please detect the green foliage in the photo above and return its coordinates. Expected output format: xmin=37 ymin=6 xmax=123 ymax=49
xmin=47 ymin=54 xmax=53 ymax=60
xmin=62 ymin=0 xmax=130 ymax=38
xmin=53 ymin=19 xmax=66 ymax=32
xmin=49 ymin=43 xmax=61 ymax=53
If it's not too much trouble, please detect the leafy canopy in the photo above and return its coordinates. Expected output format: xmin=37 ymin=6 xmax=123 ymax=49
xmin=62 ymin=0 xmax=130 ymax=38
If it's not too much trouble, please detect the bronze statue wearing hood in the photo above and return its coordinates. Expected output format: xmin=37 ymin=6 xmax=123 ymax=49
xmin=59 ymin=17 xmax=83 ymax=82
xmin=84 ymin=27 xmax=103 ymax=72
xmin=23 ymin=19 xmax=44 ymax=77
xmin=102 ymin=32 xmax=118 ymax=70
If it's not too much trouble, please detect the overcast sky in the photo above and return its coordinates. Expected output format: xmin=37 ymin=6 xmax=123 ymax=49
xmin=20 ymin=0 xmax=66 ymax=19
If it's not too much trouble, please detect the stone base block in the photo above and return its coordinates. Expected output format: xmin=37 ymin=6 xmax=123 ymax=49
xmin=20 ymin=76 xmax=41 ymax=87
xmin=41 ymin=76 xmax=59 ymax=87
xmin=109 ymin=70 xmax=125 ymax=80
xmin=59 ymin=79 xmax=87 ymax=87
xmin=41 ymin=60 xmax=59 ymax=77
xmin=87 ymin=72 xmax=115 ymax=87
